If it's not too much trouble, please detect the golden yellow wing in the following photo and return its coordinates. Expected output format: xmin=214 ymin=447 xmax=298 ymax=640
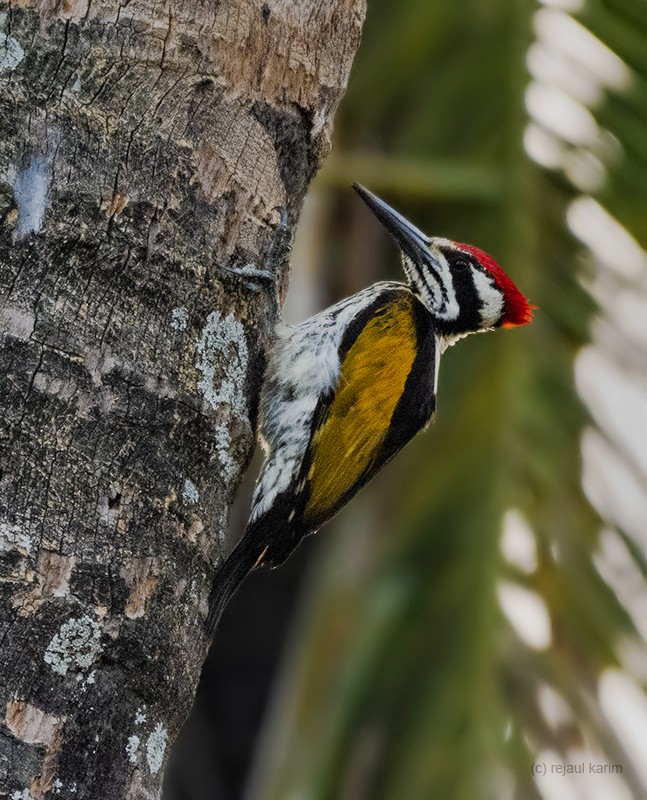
xmin=303 ymin=291 xmax=432 ymax=526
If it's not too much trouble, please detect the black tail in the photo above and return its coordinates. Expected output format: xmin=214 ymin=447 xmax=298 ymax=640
xmin=205 ymin=525 xmax=267 ymax=638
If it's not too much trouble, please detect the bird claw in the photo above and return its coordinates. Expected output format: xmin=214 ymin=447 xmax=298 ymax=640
xmin=220 ymin=263 xmax=277 ymax=292
xmin=218 ymin=205 xmax=291 ymax=312
xmin=272 ymin=205 xmax=289 ymax=228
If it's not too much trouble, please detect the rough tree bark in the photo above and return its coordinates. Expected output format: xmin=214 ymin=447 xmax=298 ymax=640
xmin=0 ymin=0 xmax=365 ymax=796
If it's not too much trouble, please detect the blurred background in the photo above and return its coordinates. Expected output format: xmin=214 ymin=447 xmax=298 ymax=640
xmin=165 ymin=0 xmax=647 ymax=798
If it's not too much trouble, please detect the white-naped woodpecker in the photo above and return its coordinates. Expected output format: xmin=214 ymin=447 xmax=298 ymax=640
xmin=205 ymin=185 xmax=534 ymax=635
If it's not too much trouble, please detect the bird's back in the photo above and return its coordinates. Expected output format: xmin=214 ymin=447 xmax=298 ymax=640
xmin=251 ymin=282 xmax=438 ymax=548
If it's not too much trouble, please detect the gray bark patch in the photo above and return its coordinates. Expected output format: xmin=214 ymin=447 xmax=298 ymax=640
xmin=43 ymin=617 xmax=103 ymax=677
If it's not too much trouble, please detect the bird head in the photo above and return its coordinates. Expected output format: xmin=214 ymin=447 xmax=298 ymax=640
xmin=353 ymin=184 xmax=534 ymax=339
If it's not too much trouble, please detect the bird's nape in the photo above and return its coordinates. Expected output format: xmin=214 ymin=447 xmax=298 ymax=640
xmin=456 ymin=242 xmax=535 ymax=328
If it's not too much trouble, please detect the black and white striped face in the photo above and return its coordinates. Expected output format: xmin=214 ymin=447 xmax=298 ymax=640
xmin=354 ymin=184 xmax=533 ymax=336
xmin=399 ymin=240 xmax=505 ymax=333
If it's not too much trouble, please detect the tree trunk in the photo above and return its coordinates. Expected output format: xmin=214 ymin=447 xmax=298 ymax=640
xmin=0 ymin=0 xmax=365 ymax=796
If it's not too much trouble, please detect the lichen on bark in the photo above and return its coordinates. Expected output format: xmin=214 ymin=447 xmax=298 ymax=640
xmin=0 ymin=0 xmax=366 ymax=796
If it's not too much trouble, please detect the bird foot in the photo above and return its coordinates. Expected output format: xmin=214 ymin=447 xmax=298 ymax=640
xmin=219 ymin=263 xmax=277 ymax=292
xmin=219 ymin=206 xmax=292 ymax=296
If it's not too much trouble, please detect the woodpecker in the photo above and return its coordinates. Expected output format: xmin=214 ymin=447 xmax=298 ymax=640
xmin=205 ymin=185 xmax=534 ymax=635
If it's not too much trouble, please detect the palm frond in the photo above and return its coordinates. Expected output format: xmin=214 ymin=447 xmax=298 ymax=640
xmin=248 ymin=2 xmax=647 ymax=798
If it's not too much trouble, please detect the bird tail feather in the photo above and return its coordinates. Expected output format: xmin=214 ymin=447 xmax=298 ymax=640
xmin=205 ymin=521 xmax=267 ymax=638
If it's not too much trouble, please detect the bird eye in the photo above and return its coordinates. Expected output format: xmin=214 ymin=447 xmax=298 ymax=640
xmin=454 ymin=257 xmax=470 ymax=271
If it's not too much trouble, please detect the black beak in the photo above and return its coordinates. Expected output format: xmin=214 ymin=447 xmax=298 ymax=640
xmin=353 ymin=184 xmax=430 ymax=262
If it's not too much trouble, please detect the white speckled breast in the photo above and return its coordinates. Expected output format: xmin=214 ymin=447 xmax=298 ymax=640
xmin=250 ymin=282 xmax=407 ymax=522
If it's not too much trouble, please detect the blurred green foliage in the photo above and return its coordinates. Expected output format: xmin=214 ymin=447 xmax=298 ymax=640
xmin=248 ymin=1 xmax=647 ymax=799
